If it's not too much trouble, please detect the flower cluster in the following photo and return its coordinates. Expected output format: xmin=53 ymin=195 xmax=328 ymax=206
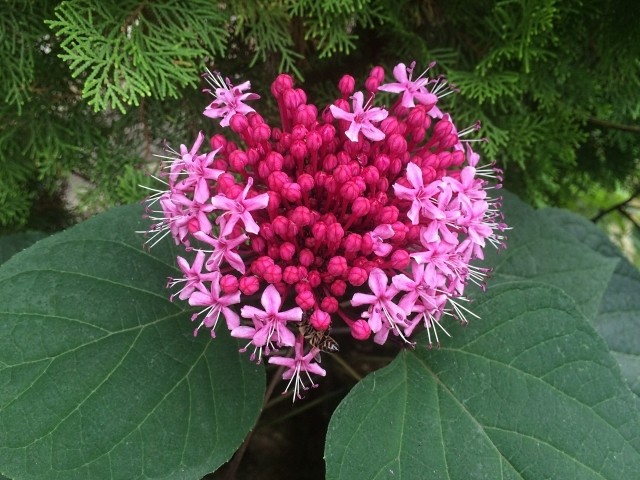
xmin=144 ymin=61 xmax=507 ymax=400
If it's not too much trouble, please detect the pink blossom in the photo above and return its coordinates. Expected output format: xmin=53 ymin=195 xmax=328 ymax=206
xmin=203 ymin=71 xmax=260 ymax=127
xmin=233 ymin=284 xmax=303 ymax=350
xmin=210 ymin=177 xmax=269 ymax=236
xmin=268 ymin=336 xmax=326 ymax=400
xmin=329 ymin=91 xmax=388 ymax=142
xmin=168 ymin=250 xmax=219 ymax=301
xmin=188 ymin=272 xmax=241 ymax=336
xmin=392 ymin=162 xmax=442 ymax=224
xmin=351 ymin=268 xmax=407 ymax=342
xmin=193 ymin=228 xmax=248 ymax=274
xmin=378 ymin=62 xmax=438 ymax=109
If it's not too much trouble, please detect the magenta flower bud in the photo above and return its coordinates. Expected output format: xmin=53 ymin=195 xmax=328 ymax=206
xmin=342 ymin=233 xmax=362 ymax=253
xmin=320 ymin=124 xmax=336 ymax=144
xmin=239 ymin=275 xmax=260 ymax=295
xmin=263 ymin=263 xmax=283 ymax=284
xmin=365 ymin=76 xmax=380 ymax=93
xmin=266 ymin=191 xmax=280 ymax=214
xmin=351 ymin=197 xmax=370 ymax=217
xmin=338 ymin=74 xmax=356 ymax=98
xmin=310 ymin=309 xmax=331 ymax=331
xmin=295 ymin=290 xmax=316 ymax=310
xmin=347 ymin=266 xmax=368 ymax=286
xmin=210 ymin=134 xmax=227 ymax=151
xmin=377 ymin=177 xmax=389 ymax=193
xmin=289 ymin=206 xmax=313 ymax=227
xmin=326 ymin=223 xmax=345 ymax=244
xmin=302 ymin=133 xmax=319 ymax=154
xmin=389 ymin=249 xmax=410 ymax=270
xmin=265 ymin=151 xmax=284 ymax=172
xmin=290 ymin=139 xmax=307 ymax=161
xmin=259 ymin=222 xmax=275 ymax=241
xmin=370 ymin=65 xmax=385 ymax=82
xmin=283 ymin=88 xmax=301 ymax=110
xmin=251 ymin=235 xmax=266 ymax=253
xmin=323 ymin=154 xmax=338 ymax=171
xmin=378 ymin=205 xmax=399 ymax=224
xmin=333 ymin=165 xmax=351 ymax=184
xmin=330 ymin=279 xmax=347 ymax=296
xmin=307 ymin=270 xmax=321 ymax=287
xmin=271 ymin=73 xmax=294 ymax=97
xmin=257 ymin=161 xmax=270 ymax=180
xmin=291 ymin=124 xmax=308 ymax=140
xmin=216 ymin=173 xmax=235 ymax=194
xmin=379 ymin=116 xmax=399 ymax=135
xmin=387 ymin=133 xmax=407 ymax=156
xmin=282 ymin=265 xmax=300 ymax=284
xmin=299 ymin=248 xmax=315 ymax=267
xmin=246 ymin=148 xmax=260 ymax=165
xmin=351 ymin=319 xmax=371 ymax=340
xmin=279 ymin=242 xmax=296 ymax=261
xmin=230 ymin=113 xmax=249 ymax=133
xmin=340 ymin=181 xmax=360 ymax=201
xmin=220 ymin=274 xmax=239 ymax=294
xmin=320 ymin=296 xmax=338 ymax=313
xmin=327 ymin=256 xmax=348 ymax=276
xmin=314 ymin=170 xmax=328 ymax=187
xmin=311 ymin=221 xmax=327 ymax=242
xmin=272 ymin=216 xmax=289 ymax=238
xmin=295 ymin=281 xmax=312 ymax=294
xmin=406 ymin=224 xmax=421 ymax=242
xmin=390 ymin=221 xmax=407 ymax=242
xmin=226 ymin=184 xmax=244 ymax=198
xmin=268 ymin=245 xmax=280 ymax=260
xmin=282 ymin=182 xmax=302 ymax=202
xmin=252 ymin=255 xmax=274 ymax=275
xmin=253 ymin=123 xmax=271 ymax=143
xmin=362 ymin=165 xmax=380 ymax=185
xmin=267 ymin=171 xmax=289 ymax=191
xmin=229 ymin=150 xmax=248 ymax=171
xmin=297 ymin=173 xmax=314 ymax=192
xmin=374 ymin=154 xmax=391 ymax=173
xmin=296 ymin=105 xmax=318 ymax=127
xmin=389 ymin=157 xmax=403 ymax=176
xmin=324 ymin=176 xmax=337 ymax=194
xmin=407 ymin=107 xmax=426 ymax=127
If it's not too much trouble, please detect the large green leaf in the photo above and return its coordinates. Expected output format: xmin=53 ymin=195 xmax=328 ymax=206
xmin=544 ymin=208 xmax=640 ymax=395
xmin=0 ymin=205 xmax=265 ymax=479
xmin=483 ymin=193 xmax=618 ymax=320
xmin=0 ymin=231 xmax=47 ymax=266
xmin=325 ymin=282 xmax=640 ymax=479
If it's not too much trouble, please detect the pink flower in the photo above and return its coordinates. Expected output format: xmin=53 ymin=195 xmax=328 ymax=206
xmin=188 ymin=271 xmax=241 ymax=336
xmin=203 ymin=71 xmax=260 ymax=127
xmin=351 ymin=268 xmax=408 ymax=343
xmin=168 ymin=250 xmax=219 ymax=301
xmin=210 ymin=177 xmax=269 ymax=236
xmin=233 ymin=284 xmax=303 ymax=350
xmin=269 ymin=336 xmax=326 ymax=400
xmin=329 ymin=91 xmax=388 ymax=142
xmin=378 ymin=62 xmax=438 ymax=109
xmin=193 ymin=228 xmax=248 ymax=274
xmin=393 ymin=162 xmax=442 ymax=224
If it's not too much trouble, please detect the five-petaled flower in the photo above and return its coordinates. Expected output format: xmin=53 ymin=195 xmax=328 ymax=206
xmin=329 ymin=91 xmax=388 ymax=142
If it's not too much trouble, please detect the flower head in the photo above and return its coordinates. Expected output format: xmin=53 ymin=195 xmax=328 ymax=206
xmin=143 ymin=60 xmax=507 ymax=399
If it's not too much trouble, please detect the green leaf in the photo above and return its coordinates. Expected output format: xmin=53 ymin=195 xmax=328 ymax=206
xmin=0 ymin=204 xmax=265 ymax=479
xmin=543 ymin=208 xmax=640 ymax=395
xmin=325 ymin=282 xmax=640 ymax=479
xmin=484 ymin=192 xmax=618 ymax=320
xmin=0 ymin=231 xmax=47 ymax=265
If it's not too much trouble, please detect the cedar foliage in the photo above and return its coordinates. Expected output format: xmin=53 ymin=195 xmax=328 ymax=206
xmin=1 ymin=0 xmax=639 ymax=229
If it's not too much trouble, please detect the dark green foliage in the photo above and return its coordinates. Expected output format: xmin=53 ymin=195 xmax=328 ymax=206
xmin=1 ymin=0 xmax=639 ymax=229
